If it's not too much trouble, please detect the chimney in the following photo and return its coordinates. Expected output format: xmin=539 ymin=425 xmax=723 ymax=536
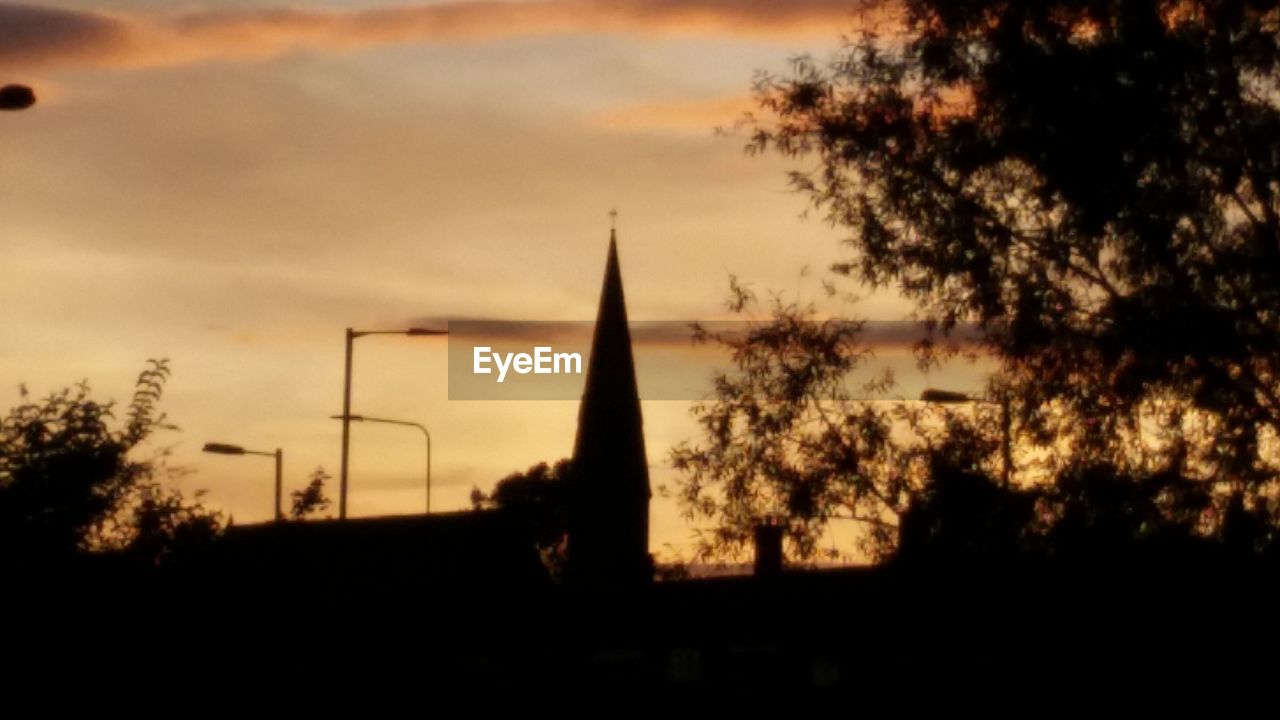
xmin=753 ymin=517 xmax=784 ymax=578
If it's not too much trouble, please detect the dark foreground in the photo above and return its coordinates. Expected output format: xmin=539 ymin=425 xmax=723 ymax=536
xmin=7 ymin=514 xmax=1279 ymax=700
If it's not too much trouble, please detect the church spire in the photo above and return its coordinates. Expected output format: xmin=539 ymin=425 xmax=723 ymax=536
xmin=566 ymin=222 xmax=652 ymax=588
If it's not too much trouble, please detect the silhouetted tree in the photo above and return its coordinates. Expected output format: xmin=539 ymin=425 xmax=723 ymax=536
xmin=289 ymin=467 xmax=333 ymax=520
xmin=121 ymin=483 xmax=222 ymax=567
xmin=473 ymin=459 xmax=571 ymax=575
xmin=672 ymin=281 xmax=1273 ymax=563
xmin=896 ymin=444 xmax=1041 ymax=565
xmin=0 ymin=360 xmax=223 ymax=570
xmin=670 ymin=284 xmax=1021 ymax=562
xmin=734 ymin=0 xmax=1280 ymax=545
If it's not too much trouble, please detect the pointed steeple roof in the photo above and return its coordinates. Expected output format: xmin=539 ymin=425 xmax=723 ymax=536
xmin=567 ymin=225 xmax=652 ymax=587
xmin=573 ymin=229 xmax=641 ymax=426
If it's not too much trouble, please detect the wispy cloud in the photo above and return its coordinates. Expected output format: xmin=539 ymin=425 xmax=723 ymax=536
xmin=587 ymin=94 xmax=760 ymax=133
xmin=411 ymin=317 xmax=983 ymax=350
xmin=0 ymin=1 xmax=891 ymax=72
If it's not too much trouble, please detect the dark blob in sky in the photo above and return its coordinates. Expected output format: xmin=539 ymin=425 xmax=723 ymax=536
xmin=0 ymin=84 xmax=35 ymax=110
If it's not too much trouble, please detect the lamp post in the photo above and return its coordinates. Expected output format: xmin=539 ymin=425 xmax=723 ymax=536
xmin=0 ymin=84 xmax=36 ymax=111
xmin=919 ymin=388 xmax=1012 ymax=487
xmin=203 ymin=442 xmax=284 ymax=521
xmin=339 ymin=327 xmax=448 ymax=519
xmin=332 ymin=414 xmax=433 ymax=514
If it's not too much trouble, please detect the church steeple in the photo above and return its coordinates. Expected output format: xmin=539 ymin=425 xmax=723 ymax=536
xmin=566 ymin=223 xmax=652 ymax=588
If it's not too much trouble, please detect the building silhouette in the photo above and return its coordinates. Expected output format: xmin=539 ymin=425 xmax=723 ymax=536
xmin=566 ymin=228 xmax=653 ymax=588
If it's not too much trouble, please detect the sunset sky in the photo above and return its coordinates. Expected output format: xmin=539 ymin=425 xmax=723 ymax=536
xmin=1 ymin=1 xmax=987 ymax=558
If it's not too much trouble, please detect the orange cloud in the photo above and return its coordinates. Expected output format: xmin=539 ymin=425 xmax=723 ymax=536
xmin=161 ymin=1 xmax=864 ymax=45
xmin=0 ymin=1 xmax=898 ymax=72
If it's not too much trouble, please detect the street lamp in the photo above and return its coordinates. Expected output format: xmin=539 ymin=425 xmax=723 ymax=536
xmin=331 ymin=414 xmax=433 ymax=514
xmin=0 ymin=84 xmax=36 ymax=111
xmin=339 ymin=327 xmax=448 ymax=519
xmin=203 ymin=442 xmax=284 ymax=521
xmin=919 ymin=387 xmax=1013 ymax=487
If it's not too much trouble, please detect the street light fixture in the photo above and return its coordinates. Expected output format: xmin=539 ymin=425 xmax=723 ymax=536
xmin=0 ymin=84 xmax=36 ymax=111
xmin=331 ymin=414 xmax=433 ymax=514
xmin=919 ymin=388 xmax=974 ymax=405
xmin=339 ymin=326 xmax=448 ymax=519
xmin=919 ymin=387 xmax=1013 ymax=487
xmin=203 ymin=441 xmax=284 ymax=521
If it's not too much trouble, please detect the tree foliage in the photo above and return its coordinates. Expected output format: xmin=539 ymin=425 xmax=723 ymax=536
xmin=680 ymin=0 xmax=1280 ymax=560
xmin=0 ymin=360 xmax=223 ymax=569
xmin=674 ymin=287 xmax=1276 ymax=563
xmin=672 ymin=286 xmax=898 ymax=560
xmin=472 ymin=459 xmax=571 ymax=574
xmin=673 ymin=289 xmax=1038 ymax=561
xmin=289 ymin=467 xmax=333 ymax=520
